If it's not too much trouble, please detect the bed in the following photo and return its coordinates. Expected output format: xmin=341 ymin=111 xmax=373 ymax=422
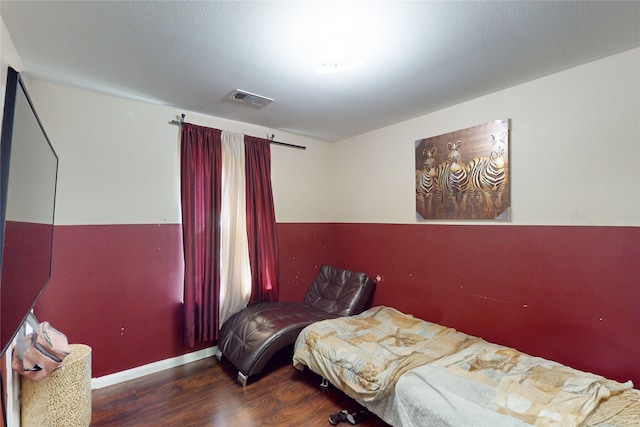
xmin=292 ymin=306 xmax=640 ymax=426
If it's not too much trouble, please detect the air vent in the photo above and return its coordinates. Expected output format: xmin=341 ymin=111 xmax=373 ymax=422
xmin=229 ymin=89 xmax=274 ymax=108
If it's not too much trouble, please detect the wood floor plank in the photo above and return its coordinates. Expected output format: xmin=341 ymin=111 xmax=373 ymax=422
xmin=91 ymin=350 xmax=391 ymax=427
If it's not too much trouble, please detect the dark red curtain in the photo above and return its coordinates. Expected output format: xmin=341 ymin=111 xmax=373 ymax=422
xmin=244 ymin=136 xmax=279 ymax=304
xmin=180 ymin=123 xmax=222 ymax=347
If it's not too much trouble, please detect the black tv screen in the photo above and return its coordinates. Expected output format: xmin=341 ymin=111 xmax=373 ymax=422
xmin=0 ymin=67 xmax=58 ymax=356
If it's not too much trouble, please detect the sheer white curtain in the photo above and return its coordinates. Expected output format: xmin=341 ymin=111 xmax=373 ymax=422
xmin=219 ymin=131 xmax=252 ymax=326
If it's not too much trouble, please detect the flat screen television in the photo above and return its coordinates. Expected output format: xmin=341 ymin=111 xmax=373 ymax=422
xmin=0 ymin=67 xmax=58 ymax=356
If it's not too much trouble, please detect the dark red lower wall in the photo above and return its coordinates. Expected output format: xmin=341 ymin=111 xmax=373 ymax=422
xmin=276 ymin=222 xmax=340 ymax=302
xmin=36 ymin=224 xmax=208 ymax=378
xmin=330 ymin=224 xmax=639 ymax=386
xmin=36 ymin=222 xmax=639 ymax=386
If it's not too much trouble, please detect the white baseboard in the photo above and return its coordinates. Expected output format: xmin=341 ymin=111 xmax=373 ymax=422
xmin=91 ymin=346 xmax=220 ymax=390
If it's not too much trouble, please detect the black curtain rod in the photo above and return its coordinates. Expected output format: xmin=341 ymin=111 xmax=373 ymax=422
xmin=169 ymin=115 xmax=306 ymax=150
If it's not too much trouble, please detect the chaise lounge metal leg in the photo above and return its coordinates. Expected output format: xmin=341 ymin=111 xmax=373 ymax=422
xmin=320 ymin=377 xmax=329 ymax=388
xmin=237 ymin=371 xmax=249 ymax=387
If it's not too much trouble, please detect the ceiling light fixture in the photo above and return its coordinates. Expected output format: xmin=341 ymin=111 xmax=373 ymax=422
xmin=313 ymin=34 xmax=364 ymax=74
xmin=308 ymin=6 xmax=365 ymax=75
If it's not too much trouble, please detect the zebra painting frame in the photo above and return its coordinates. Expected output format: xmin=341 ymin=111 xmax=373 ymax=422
xmin=415 ymin=118 xmax=510 ymax=220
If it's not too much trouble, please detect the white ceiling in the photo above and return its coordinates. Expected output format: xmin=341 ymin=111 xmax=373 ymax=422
xmin=2 ymin=1 xmax=639 ymax=142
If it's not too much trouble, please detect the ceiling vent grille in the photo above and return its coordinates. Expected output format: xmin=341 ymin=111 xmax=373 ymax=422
xmin=229 ymin=89 xmax=274 ymax=108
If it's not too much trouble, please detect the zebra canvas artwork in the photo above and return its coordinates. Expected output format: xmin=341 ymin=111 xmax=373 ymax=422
xmin=415 ymin=119 xmax=510 ymax=220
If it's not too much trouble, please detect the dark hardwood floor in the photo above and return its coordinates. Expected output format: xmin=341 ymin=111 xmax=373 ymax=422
xmin=91 ymin=349 xmax=391 ymax=427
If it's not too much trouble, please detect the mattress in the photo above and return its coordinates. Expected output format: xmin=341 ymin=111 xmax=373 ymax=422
xmin=293 ymin=306 xmax=639 ymax=427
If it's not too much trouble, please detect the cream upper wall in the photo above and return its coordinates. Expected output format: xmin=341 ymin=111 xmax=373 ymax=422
xmin=333 ymin=48 xmax=640 ymax=226
xmin=22 ymin=80 xmax=333 ymax=225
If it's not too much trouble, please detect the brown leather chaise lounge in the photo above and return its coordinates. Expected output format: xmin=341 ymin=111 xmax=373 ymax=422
xmin=217 ymin=264 xmax=376 ymax=386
